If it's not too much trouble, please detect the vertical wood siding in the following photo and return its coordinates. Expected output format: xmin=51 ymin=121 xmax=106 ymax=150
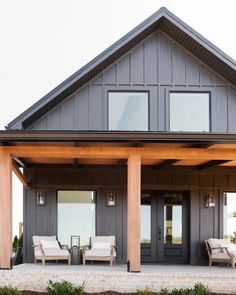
xmin=28 ymin=31 xmax=236 ymax=132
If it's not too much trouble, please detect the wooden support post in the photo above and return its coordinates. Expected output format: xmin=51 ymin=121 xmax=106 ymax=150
xmin=127 ymin=154 xmax=141 ymax=272
xmin=0 ymin=152 xmax=12 ymax=269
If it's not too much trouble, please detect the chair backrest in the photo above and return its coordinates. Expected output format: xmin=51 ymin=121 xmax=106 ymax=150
xmin=32 ymin=235 xmax=57 ymax=247
xmin=90 ymin=236 xmax=116 ymax=248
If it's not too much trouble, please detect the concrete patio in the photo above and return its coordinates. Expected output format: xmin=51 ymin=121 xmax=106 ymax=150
xmin=1 ymin=264 xmax=236 ymax=293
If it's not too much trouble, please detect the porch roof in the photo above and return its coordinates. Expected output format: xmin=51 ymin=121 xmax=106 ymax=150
xmin=1 ymin=131 xmax=236 ymax=169
xmin=1 ymin=130 xmax=236 ymax=144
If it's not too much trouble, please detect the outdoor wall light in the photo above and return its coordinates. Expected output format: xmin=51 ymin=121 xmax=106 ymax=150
xmin=106 ymin=192 xmax=116 ymax=207
xmin=37 ymin=191 xmax=45 ymax=206
xmin=205 ymin=193 xmax=215 ymax=208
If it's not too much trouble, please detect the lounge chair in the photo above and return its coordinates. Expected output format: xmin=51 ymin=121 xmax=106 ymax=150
xmin=32 ymin=235 xmax=71 ymax=265
xmin=205 ymin=238 xmax=236 ymax=268
xmin=83 ymin=235 xmax=116 ymax=266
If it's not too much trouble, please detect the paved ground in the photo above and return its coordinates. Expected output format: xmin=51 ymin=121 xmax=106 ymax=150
xmin=13 ymin=262 xmax=236 ymax=274
xmin=1 ymin=263 xmax=235 ymax=294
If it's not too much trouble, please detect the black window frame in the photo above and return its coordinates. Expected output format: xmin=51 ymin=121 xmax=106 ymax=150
xmin=107 ymin=90 xmax=150 ymax=131
xmin=168 ymin=90 xmax=212 ymax=132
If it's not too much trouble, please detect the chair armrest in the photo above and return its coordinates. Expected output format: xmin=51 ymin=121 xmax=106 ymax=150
xmin=82 ymin=245 xmax=90 ymax=253
xmin=32 ymin=244 xmax=45 ymax=256
xmin=61 ymin=245 xmax=69 ymax=250
xmin=111 ymin=245 xmax=117 ymax=255
xmin=209 ymin=246 xmax=229 ymax=250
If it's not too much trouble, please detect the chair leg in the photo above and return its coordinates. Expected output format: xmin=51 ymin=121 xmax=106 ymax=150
xmin=68 ymin=256 xmax=71 ymax=265
xmin=209 ymin=258 xmax=212 ymax=266
xmin=110 ymin=259 xmax=112 ymax=266
xmin=42 ymin=259 xmax=45 ymax=266
xmin=83 ymin=255 xmax=85 ymax=266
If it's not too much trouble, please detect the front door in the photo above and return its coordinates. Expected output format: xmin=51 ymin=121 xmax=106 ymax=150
xmin=141 ymin=190 xmax=189 ymax=264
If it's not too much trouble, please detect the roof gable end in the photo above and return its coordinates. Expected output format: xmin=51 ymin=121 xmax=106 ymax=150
xmin=7 ymin=7 xmax=236 ymax=130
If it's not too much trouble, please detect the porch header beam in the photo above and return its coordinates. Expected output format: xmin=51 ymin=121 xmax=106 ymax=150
xmin=1 ymin=146 xmax=236 ymax=161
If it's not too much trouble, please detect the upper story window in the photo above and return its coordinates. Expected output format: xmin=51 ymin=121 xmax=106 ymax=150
xmin=169 ymin=92 xmax=210 ymax=132
xmin=108 ymin=92 xmax=149 ymax=131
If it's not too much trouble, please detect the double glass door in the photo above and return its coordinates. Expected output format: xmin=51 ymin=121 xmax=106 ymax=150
xmin=141 ymin=190 xmax=189 ymax=264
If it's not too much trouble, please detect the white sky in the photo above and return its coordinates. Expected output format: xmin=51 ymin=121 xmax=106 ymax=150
xmin=0 ymin=0 xmax=235 ymax=238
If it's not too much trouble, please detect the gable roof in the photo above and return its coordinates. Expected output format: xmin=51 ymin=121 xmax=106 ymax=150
xmin=7 ymin=7 xmax=236 ymax=130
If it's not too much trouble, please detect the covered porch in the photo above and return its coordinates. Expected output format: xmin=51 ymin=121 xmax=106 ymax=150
xmin=1 ymin=131 xmax=236 ymax=271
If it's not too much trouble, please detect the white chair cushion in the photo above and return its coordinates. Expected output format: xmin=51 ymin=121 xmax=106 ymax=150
xmin=212 ymin=252 xmax=230 ymax=260
xmin=93 ymin=242 xmax=111 ymax=250
xmin=43 ymin=249 xmax=69 ymax=257
xmin=91 ymin=236 xmax=115 ymax=247
xmin=40 ymin=240 xmax=60 ymax=250
xmin=85 ymin=249 xmax=114 ymax=257
xmin=208 ymin=238 xmax=223 ymax=254
xmin=33 ymin=235 xmax=57 ymax=246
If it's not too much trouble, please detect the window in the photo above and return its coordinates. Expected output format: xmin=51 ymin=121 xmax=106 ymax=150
xmin=58 ymin=191 xmax=96 ymax=246
xmin=223 ymin=192 xmax=236 ymax=243
xmin=141 ymin=193 xmax=151 ymax=243
xmin=169 ymin=92 xmax=210 ymax=132
xmin=108 ymin=92 xmax=148 ymax=131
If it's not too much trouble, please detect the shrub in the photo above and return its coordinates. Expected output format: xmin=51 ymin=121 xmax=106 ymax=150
xmin=18 ymin=235 xmax=23 ymax=248
xmin=12 ymin=236 xmax=19 ymax=252
xmin=137 ymin=283 xmax=208 ymax=295
xmin=136 ymin=286 xmax=156 ymax=295
xmin=0 ymin=286 xmax=21 ymax=295
xmin=47 ymin=280 xmax=84 ymax=295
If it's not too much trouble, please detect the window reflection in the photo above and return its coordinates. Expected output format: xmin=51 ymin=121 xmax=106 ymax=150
xmin=141 ymin=193 xmax=151 ymax=243
xmin=164 ymin=194 xmax=182 ymax=245
xmin=108 ymin=92 xmax=148 ymax=131
xmin=58 ymin=191 xmax=96 ymax=246
xmin=170 ymin=92 xmax=210 ymax=132
xmin=224 ymin=192 xmax=236 ymax=243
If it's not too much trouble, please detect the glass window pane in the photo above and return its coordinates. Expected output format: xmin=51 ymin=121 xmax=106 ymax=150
xmin=141 ymin=193 xmax=151 ymax=243
xmin=170 ymin=92 xmax=210 ymax=132
xmin=223 ymin=192 xmax=236 ymax=243
xmin=58 ymin=191 xmax=95 ymax=246
xmin=109 ymin=92 xmax=148 ymax=131
xmin=164 ymin=194 xmax=182 ymax=245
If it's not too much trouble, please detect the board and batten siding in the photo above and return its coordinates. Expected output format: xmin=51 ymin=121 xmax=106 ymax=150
xmin=27 ymin=31 xmax=236 ymax=132
xmin=24 ymin=166 xmax=236 ymax=264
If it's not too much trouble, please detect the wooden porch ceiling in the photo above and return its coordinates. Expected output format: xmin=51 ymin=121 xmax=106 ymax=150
xmin=2 ymin=142 xmax=236 ymax=169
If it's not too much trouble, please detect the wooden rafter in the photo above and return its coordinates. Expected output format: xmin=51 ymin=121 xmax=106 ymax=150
xmin=197 ymin=160 xmax=231 ymax=170
xmin=12 ymin=160 xmax=29 ymax=188
xmin=155 ymin=159 xmax=179 ymax=169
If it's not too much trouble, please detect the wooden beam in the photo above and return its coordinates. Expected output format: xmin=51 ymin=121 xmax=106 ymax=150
xmin=155 ymin=159 xmax=179 ymax=169
xmin=13 ymin=157 xmax=26 ymax=168
xmin=0 ymin=152 xmax=12 ymax=269
xmin=127 ymin=154 xmax=141 ymax=272
xmin=1 ymin=146 xmax=236 ymax=161
xmin=12 ymin=160 xmax=29 ymax=188
xmin=197 ymin=160 xmax=231 ymax=170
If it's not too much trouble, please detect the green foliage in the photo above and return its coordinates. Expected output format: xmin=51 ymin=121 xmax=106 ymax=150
xmin=136 ymin=283 xmax=208 ymax=295
xmin=0 ymin=286 xmax=21 ymax=295
xmin=137 ymin=286 xmax=156 ymax=295
xmin=17 ymin=235 xmax=23 ymax=248
xmin=46 ymin=280 xmax=84 ymax=295
xmin=12 ymin=236 xmax=19 ymax=251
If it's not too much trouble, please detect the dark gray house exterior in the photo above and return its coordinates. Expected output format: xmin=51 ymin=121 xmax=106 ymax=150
xmin=0 ymin=7 xmax=236 ymax=271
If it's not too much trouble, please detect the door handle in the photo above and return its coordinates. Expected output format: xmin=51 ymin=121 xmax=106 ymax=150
xmin=158 ymin=226 xmax=162 ymax=240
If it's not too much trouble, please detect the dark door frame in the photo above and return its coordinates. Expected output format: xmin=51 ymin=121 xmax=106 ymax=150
xmin=141 ymin=189 xmax=190 ymax=264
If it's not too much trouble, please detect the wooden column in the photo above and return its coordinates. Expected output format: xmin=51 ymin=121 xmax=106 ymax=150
xmin=127 ymin=153 xmax=141 ymax=272
xmin=0 ymin=152 xmax=12 ymax=269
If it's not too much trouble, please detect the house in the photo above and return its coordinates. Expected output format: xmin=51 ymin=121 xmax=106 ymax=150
xmin=0 ymin=7 xmax=236 ymax=272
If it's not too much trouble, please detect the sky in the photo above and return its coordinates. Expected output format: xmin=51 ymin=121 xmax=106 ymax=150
xmin=0 ymin=0 xmax=236 ymax=238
